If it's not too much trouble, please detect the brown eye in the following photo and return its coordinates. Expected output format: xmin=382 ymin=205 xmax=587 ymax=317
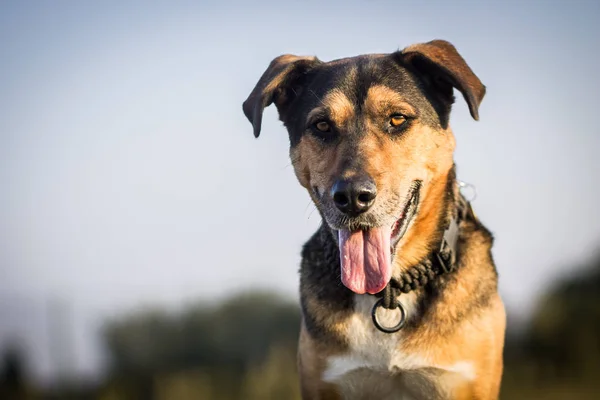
xmin=315 ymin=121 xmax=331 ymax=132
xmin=390 ymin=114 xmax=406 ymax=127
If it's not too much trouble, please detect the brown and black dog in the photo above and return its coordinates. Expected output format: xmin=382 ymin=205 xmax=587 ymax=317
xmin=242 ymin=40 xmax=505 ymax=399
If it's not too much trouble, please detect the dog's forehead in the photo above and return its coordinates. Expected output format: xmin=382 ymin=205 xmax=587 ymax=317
xmin=299 ymin=53 xmax=429 ymax=110
xmin=308 ymin=54 xmax=410 ymax=94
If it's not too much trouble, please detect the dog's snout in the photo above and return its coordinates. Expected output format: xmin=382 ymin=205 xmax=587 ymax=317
xmin=331 ymin=177 xmax=377 ymax=216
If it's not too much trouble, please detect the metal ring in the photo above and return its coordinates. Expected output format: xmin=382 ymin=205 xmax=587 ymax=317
xmin=371 ymin=299 xmax=407 ymax=333
xmin=458 ymin=180 xmax=477 ymax=202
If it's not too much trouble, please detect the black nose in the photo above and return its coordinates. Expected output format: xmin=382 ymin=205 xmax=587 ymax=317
xmin=331 ymin=177 xmax=377 ymax=216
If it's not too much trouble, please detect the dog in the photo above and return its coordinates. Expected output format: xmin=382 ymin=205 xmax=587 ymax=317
xmin=242 ymin=40 xmax=505 ymax=400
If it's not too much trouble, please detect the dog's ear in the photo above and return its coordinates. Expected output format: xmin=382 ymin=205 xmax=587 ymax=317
xmin=398 ymin=40 xmax=485 ymax=121
xmin=243 ymin=55 xmax=320 ymax=138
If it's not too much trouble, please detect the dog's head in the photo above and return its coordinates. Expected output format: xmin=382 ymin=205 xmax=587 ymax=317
xmin=243 ymin=40 xmax=484 ymax=295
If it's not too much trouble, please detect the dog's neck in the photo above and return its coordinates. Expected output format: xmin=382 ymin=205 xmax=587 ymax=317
xmin=300 ymin=166 xmax=469 ymax=338
xmin=377 ymin=167 xmax=477 ymax=316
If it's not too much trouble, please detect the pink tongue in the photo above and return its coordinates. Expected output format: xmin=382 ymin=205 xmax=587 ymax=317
xmin=338 ymin=226 xmax=392 ymax=294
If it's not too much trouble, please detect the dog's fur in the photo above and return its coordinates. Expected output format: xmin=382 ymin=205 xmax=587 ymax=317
xmin=243 ymin=40 xmax=505 ymax=399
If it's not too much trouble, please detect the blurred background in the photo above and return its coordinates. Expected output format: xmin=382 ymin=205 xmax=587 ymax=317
xmin=1 ymin=0 xmax=599 ymax=399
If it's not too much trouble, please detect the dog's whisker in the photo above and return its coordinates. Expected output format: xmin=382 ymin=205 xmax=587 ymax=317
xmin=307 ymin=204 xmax=318 ymax=220
xmin=281 ymin=154 xmax=301 ymax=170
xmin=374 ymin=170 xmax=390 ymax=178
xmin=308 ymin=89 xmax=326 ymax=106
xmin=304 ymin=200 xmax=314 ymax=213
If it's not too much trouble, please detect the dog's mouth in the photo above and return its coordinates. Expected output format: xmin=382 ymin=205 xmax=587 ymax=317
xmin=390 ymin=180 xmax=422 ymax=248
xmin=337 ymin=181 xmax=422 ymax=295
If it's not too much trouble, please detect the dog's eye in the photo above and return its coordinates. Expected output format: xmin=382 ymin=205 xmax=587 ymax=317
xmin=310 ymin=119 xmax=337 ymax=142
xmin=315 ymin=121 xmax=331 ymax=132
xmin=390 ymin=114 xmax=406 ymax=127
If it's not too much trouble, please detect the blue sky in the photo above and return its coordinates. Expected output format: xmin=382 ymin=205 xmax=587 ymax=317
xmin=1 ymin=0 xmax=599 ymax=382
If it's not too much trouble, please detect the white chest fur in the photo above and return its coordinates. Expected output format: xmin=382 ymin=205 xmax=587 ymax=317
xmin=323 ymin=293 xmax=425 ymax=383
xmin=322 ymin=294 xmax=476 ymax=387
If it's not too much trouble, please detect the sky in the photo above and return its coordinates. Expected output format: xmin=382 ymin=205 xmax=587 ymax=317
xmin=1 ymin=0 xmax=599 ymax=383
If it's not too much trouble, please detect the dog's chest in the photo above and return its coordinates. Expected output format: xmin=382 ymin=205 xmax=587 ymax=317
xmin=323 ymin=293 xmax=426 ymax=383
xmin=322 ymin=294 xmax=476 ymax=399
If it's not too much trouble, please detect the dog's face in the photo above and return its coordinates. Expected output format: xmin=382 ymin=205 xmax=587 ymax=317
xmin=243 ymin=41 xmax=484 ymax=295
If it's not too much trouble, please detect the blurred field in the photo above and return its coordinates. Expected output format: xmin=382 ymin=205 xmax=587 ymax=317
xmin=2 ymin=250 xmax=600 ymax=399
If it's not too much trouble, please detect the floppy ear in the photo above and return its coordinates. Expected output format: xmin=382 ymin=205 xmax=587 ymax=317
xmin=242 ymin=55 xmax=320 ymax=138
xmin=399 ymin=40 xmax=485 ymax=120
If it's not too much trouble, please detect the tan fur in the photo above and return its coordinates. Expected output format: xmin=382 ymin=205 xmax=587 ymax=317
xmin=298 ymin=324 xmax=344 ymax=400
xmin=307 ymin=89 xmax=356 ymax=128
xmin=301 ymin=295 xmax=350 ymax=341
xmin=290 ymin=134 xmax=337 ymax=198
xmin=363 ymin=85 xmax=418 ymax=118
